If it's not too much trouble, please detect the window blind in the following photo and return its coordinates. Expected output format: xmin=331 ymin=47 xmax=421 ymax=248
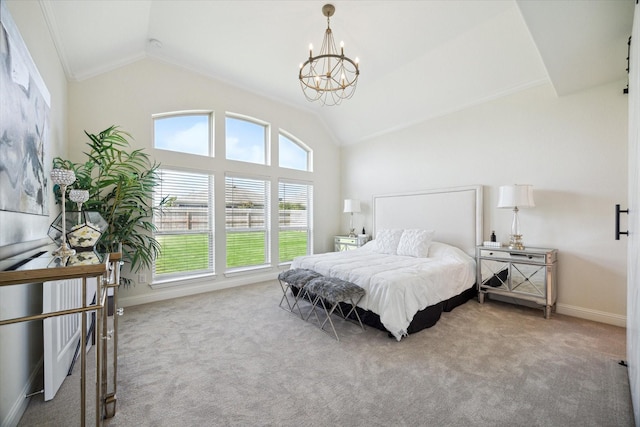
xmin=279 ymin=181 xmax=312 ymax=262
xmin=225 ymin=175 xmax=271 ymax=269
xmin=153 ymin=169 xmax=214 ymax=277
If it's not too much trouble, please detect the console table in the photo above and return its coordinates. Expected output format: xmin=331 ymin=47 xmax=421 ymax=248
xmin=0 ymin=246 xmax=121 ymax=426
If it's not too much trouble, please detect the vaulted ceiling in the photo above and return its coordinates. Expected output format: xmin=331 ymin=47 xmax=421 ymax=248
xmin=40 ymin=0 xmax=634 ymax=145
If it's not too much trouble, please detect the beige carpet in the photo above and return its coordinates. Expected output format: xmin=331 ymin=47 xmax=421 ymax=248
xmin=19 ymin=280 xmax=634 ymax=426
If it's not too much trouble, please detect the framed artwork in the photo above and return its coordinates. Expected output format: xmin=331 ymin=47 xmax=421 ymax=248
xmin=0 ymin=0 xmax=50 ymax=216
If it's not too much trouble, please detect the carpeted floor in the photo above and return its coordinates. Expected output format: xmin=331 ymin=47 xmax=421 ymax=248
xmin=19 ymin=280 xmax=634 ymax=426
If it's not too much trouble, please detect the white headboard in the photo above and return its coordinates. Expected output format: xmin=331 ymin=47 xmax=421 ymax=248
xmin=372 ymin=185 xmax=483 ymax=256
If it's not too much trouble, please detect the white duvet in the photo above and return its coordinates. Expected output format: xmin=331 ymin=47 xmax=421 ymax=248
xmin=290 ymin=241 xmax=476 ymax=340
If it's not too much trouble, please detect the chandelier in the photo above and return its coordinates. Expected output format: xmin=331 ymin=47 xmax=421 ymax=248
xmin=299 ymin=4 xmax=360 ymax=106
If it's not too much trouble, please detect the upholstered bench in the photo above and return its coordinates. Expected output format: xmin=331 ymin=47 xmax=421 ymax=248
xmin=304 ymin=276 xmax=366 ymax=341
xmin=277 ymin=268 xmax=322 ymax=318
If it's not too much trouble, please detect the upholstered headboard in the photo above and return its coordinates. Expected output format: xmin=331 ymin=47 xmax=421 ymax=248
xmin=372 ymin=185 xmax=483 ymax=256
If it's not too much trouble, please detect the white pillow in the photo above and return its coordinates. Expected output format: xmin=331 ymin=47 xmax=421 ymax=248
xmin=373 ymin=229 xmax=404 ymax=254
xmin=396 ymin=229 xmax=435 ymax=257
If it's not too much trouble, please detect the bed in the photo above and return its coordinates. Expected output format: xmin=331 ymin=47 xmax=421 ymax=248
xmin=290 ymin=185 xmax=483 ymax=340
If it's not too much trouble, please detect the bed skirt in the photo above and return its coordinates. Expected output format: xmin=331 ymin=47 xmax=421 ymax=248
xmin=348 ymin=285 xmax=477 ymax=337
xmin=293 ymin=284 xmax=477 ymax=338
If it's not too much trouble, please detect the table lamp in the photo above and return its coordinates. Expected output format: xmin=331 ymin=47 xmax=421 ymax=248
xmin=497 ymin=184 xmax=535 ymax=250
xmin=343 ymin=199 xmax=361 ymax=237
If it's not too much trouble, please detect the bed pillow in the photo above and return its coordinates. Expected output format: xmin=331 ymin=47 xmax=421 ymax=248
xmin=396 ymin=229 xmax=435 ymax=258
xmin=373 ymin=229 xmax=404 ymax=254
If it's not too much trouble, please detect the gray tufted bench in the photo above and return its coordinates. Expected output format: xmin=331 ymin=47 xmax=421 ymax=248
xmin=277 ymin=268 xmax=322 ymax=318
xmin=278 ymin=269 xmax=366 ymax=340
xmin=303 ymin=276 xmax=366 ymax=341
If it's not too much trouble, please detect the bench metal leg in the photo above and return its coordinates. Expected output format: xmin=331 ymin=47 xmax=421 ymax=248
xmin=336 ymin=297 xmax=366 ymax=331
xmin=306 ymin=295 xmax=366 ymax=341
xmin=316 ymin=298 xmax=341 ymax=341
xmin=278 ymin=279 xmax=295 ymax=312
xmin=278 ymin=281 xmax=309 ymax=320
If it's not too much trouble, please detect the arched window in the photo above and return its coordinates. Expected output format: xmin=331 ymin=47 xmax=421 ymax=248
xmin=279 ymin=132 xmax=311 ymax=171
xmin=154 ymin=113 xmax=212 ymax=156
xmin=225 ymin=115 xmax=268 ymax=165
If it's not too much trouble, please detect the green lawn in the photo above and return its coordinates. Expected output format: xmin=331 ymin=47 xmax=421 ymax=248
xmin=155 ymin=231 xmax=308 ymax=275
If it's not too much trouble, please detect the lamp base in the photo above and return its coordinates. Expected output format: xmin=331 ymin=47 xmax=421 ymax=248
xmin=53 ymin=243 xmax=76 ymax=258
xmin=348 ymin=229 xmax=356 ymax=237
xmin=508 ymin=234 xmax=525 ymax=250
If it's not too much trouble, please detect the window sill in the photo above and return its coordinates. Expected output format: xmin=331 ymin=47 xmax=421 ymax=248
xmin=150 ymin=272 xmax=216 ymax=289
xmin=224 ymin=265 xmax=273 ymax=278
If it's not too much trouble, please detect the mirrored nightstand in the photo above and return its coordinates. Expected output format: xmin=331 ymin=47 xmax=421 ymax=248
xmin=334 ymin=235 xmax=370 ymax=252
xmin=476 ymin=245 xmax=558 ymax=318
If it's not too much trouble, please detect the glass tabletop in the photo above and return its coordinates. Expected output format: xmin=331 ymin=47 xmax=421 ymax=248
xmin=0 ymin=244 xmax=107 ymax=286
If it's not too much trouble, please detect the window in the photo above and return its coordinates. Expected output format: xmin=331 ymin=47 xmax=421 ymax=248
xmin=279 ymin=133 xmax=310 ymax=171
xmin=154 ymin=113 xmax=211 ymax=156
xmin=279 ymin=181 xmax=312 ymax=262
xmin=225 ymin=175 xmax=271 ymax=270
xmin=153 ymin=169 xmax=214 ymax=279
xmin=225 ymin=115 xmax=267 ymax=164
xmin=151 ymin=110 xmax=313 ymax=285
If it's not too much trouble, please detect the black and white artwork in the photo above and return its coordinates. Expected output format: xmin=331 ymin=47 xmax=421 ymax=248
xmin=0 ymin=0 xmax=50 ymax=216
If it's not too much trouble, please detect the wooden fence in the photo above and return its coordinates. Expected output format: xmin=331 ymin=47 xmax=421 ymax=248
xmin=156 ymin=208 xmax=306 ymax=231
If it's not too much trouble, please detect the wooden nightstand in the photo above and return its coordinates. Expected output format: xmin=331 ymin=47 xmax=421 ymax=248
xmin=334 ymin=235 xmax=370 ymax=252
xmin=476 ymin=245 xmax=558 ymax=318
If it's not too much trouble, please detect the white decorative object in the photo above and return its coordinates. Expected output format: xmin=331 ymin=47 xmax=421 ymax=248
xmin=49 ymin=169 xmax=76 ymax=257
xmin=482 ymin=241 xmax=502 ymax=248
xmin=69 ymin=189 xmax=89 ymax=224
xmin=396 ymin=229 xmax=435 ymax=258
xmin=372 ymin=228 xmax=403 ymax=254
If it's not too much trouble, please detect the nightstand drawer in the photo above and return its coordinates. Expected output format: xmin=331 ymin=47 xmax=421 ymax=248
xmin=479 ymin=249 xmax=551 ymax=264
xmin=336 ymin=237 xmax=358 ymax=245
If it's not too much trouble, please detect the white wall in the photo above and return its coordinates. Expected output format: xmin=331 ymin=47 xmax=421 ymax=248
xmin=341 ymin=81 xmax=628 ymax=325
xmin=0 ymin=1 xmax=630 ymax=422
xmin=1 ymin=1 xmax=68 ymax=426
xmin=66 ymin=58 xmax=341 ymax=306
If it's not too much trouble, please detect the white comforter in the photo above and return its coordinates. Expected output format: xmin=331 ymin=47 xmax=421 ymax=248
xmin=290 ymin=241 xmax=476 ymax=340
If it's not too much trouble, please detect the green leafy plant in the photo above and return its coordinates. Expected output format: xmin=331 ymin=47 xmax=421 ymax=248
xmin=53 ymin=126 xmax=165 ymax=284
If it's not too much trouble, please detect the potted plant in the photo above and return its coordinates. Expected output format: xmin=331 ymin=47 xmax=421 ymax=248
xmin=53 ymin=126 xmax=165 ymax=285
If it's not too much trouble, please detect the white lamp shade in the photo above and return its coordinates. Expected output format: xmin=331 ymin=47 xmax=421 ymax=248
xmin=497 ymin=185 xmax=535 ymax=208
xmin=343 ymin=199 xmax=361 ymax=213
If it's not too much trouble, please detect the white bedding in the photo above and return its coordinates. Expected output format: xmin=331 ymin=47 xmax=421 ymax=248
xmin=290 ymin=241 xmax=476 ymax=340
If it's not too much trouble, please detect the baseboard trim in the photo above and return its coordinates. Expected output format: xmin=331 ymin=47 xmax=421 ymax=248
xmin=119 ymin=275 xmax=627 ymax=329
xmin=2 ymin=356 xmax=43 ymax=427
xmin=119 ymin=271 xmax=280 ymax=308
xmin=556 ymin=303 xmax=627 ymax=328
